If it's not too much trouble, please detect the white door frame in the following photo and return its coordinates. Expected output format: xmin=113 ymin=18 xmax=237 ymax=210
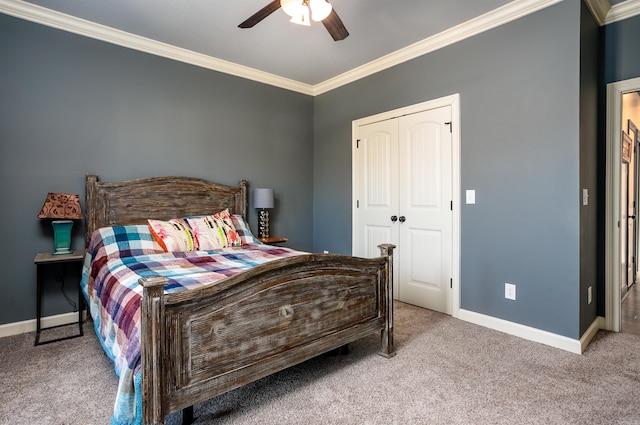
xmin=351 ymin=93 xmax=461 ymax=318
xmin=605 ymin=77 xmax=640 ymax=332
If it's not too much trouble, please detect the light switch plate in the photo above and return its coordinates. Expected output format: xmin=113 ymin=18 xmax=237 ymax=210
xmin=466 ymin=190 xmax=476 ymax=204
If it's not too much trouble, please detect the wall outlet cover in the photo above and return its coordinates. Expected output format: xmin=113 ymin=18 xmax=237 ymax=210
xmin=505 ymin=283 xmax=516 ymax=300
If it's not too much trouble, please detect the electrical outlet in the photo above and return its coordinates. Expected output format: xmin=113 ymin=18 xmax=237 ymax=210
xmin=505 ymin=283 xmax=516 ymax=300
xmin=588 ymin=286 xmax=592 ymax=304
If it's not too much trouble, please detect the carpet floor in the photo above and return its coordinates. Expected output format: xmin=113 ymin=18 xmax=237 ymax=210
xmin=1 ymin=302 xmax=639 ymax=424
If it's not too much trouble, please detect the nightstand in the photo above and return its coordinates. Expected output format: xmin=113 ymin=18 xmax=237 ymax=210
xmin=258 ymin=236 xmax=288 ymax=244
xmin=34 ymin=250 xmax=84 ymax=345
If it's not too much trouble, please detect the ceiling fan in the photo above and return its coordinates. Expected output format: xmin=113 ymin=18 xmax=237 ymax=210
xmin=239 ymin=0 xmax=349 ymax=41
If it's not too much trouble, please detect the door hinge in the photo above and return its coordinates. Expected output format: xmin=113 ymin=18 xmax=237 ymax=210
xmin=357 ymin=139 xmax=361 ymax=148
xmin=450 ymin=200 xmax=453 ymax=211
xmin=450 ymin=278 xmax=453 ymax=289
xmin=357 ymin=200 xmax=359 ymax=208
xmin=445 ymin=121 xmax=452 ymax=133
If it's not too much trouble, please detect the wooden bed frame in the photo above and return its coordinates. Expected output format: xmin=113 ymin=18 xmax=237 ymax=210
xmin=85 ymin=174 xmax=395 ymax=425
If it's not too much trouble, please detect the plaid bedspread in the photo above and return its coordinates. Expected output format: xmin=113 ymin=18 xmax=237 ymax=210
xmin=80 ymin=223 xmax=302 ymax=425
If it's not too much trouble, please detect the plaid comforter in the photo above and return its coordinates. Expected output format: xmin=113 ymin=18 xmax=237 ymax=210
xmin=80 ymin=221 xmax=302 ymax=425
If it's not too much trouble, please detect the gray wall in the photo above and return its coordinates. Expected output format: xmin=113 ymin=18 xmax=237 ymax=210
xmin=0 ymin=14 xmax=314 ymax=325
xmin=579 ymin=1 xmax=600 ymax=335
xmin=313 ymin=0 xmax=584 ymax=338
xmin=602 ymin=13 xmax=640 ymax=84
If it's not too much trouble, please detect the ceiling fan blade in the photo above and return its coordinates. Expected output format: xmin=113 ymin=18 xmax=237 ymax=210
xmin=238 ymin=0 xmax=281 ymax=28
xmin=322 ymin=8 xmax=349 ymax=41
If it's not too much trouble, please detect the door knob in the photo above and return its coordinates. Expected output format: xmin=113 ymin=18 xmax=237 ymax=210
xmin=399 ymin=216 xmax=406 ymax=223
xmin=391 ymin=215 xmax=398 ymax=222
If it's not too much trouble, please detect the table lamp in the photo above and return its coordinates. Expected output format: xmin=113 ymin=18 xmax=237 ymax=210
xmin=38 ymin=192 xmax=83 ymax=255
xmin=253 ymin=188 xmax=274 ymax=239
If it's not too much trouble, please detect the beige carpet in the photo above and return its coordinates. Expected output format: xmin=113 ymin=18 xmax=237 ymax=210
xmin=1 ymin=302 xmax=639 ymax=424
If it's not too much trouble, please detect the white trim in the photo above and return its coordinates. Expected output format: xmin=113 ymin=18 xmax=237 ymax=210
xmin=450 ymin=96 xmax=462 ymax=319
xmin=313 ymin=0 xmax=563 ymax=95
xmin=458 ymin=309 xmax=583 ymax=354
xmin=0 ymin=311 xmax=84 ymax=338
xmin=584 ymin=0 xmax=611 ymax=25
xmin=584 ymin=0 xmax=640 ymax=25
xmin=0 ymin=0 xmax=314 ymax=95
xmin=351 ymin=94 xmax=461 ymax=318
xmin=606 ymin=0 xmax=640 ymax=24
xmin=604 ymin=77 xmax=640 ymax=332
xmin=1 ymin=0 xmax=563 ymax=96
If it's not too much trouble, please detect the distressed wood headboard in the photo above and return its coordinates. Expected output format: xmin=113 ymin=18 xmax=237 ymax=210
xmin=85 ymin=174 xmax=248 ymax=244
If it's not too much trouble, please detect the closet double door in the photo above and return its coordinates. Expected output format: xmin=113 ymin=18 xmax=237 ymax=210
xmin=354 ymin=107 xmax=452 ymax=314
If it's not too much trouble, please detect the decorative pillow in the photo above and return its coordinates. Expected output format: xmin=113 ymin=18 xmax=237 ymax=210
xmin=185 ymin=215 xmax=225 ymax=250
xmin=185 ymin=209 xmax=241 ymax=250
xmin=230 ymin=214 xmax=259 ymax=245
xmin=148 ymin=218 xmax=198 ymax=252
xmin=89 ymin=225 xmax=165 ymax=261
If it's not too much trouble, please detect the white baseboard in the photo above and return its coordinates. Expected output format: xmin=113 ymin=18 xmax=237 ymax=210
xmin=0 ymin=311 xmax=85 ymax=339
xmin=458 ymin=309 xmax=590 ymax=354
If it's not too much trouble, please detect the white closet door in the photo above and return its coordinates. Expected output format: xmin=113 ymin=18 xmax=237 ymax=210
xmin=353 ymin=119 xmax=399 ymax=261
xmin=397 ymin=107 xmax=452 ymax=313
xmin=354 ymin=106 xmax=452 ymax=314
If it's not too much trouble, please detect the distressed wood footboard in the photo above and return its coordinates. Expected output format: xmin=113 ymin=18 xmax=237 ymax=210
xmin=140 ymin=244 xmax=395 ymax=425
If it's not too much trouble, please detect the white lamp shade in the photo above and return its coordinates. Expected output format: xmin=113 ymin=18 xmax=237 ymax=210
xmin=309 ymin=0 xmax=332 ymax=22
xmin=253 ymin=188 xmax=274 ymax=209
xmin=281 ymin=0 xmax=303 ymax=17
xmin=289 ymin=4 xmax=311 ymax=26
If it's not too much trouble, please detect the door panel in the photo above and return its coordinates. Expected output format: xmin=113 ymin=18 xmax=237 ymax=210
xmin=398 ymin=108 xmax=452 ymax=313
xmin=354 ymin=119 xmax=399 ymax=261
xmin=364 ymin=225 xmax=394 ymax=259
xmin=408 ymin=229 xmax=441 ymax=285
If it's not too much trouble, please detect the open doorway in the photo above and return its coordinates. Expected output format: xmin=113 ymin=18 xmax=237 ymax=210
xmin=621 ymin=91 xmax=640 ymax=335
xmin=606 ymin=78 xmax=640 ymax=334
xmin=621 ymin=91 xmax=640 ymax=297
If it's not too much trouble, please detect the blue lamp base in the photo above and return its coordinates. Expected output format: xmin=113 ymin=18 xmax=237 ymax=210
xmin=51 ymin=220 xmax=74 ymax=255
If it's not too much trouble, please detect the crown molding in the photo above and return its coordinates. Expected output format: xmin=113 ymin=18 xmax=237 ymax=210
xmin=0 ymin=0 xmax=315 ymax=95
xmin=584 ymin=0 xmax=611 ymax=25
xmin=606 ymin=0 xmax=640 ymax=24
xmin=313 ymin=0 xmax=563 ymax=95
xmin=5 ymin=0 xmax=633 ymax=97
xmin=583 ymin=0 xmax=640 ymax=25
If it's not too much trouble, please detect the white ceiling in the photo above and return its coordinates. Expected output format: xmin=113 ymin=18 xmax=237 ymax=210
xmin=2 ymin=0 xmax=639 ymax=94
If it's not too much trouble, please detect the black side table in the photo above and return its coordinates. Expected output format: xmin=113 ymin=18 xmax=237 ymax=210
xmin=34 ymin=251 xmax=84 ymax=345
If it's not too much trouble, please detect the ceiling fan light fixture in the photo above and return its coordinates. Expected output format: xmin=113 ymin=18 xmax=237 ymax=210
xmin=240 ymin=0 xmax=347 ymax=41
xmin=309 ymin=0 xmax=332 ymax=22
xmin=289 ymin=4 xmax=311 ymax=26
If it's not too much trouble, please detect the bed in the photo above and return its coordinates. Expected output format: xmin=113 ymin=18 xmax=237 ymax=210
xmin=81 ymin=174 xmax=395 ymax=425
